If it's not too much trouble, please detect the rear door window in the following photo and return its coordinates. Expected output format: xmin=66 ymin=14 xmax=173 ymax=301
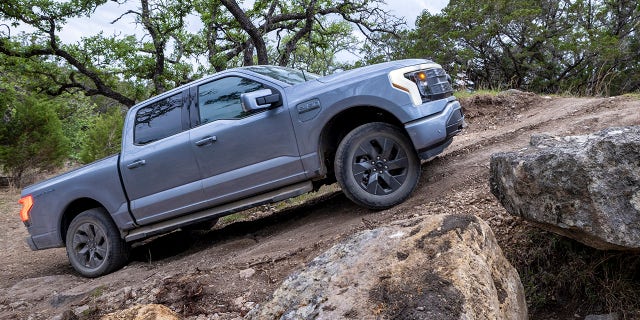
xmin=134 ymin=94 xmax=183 ymax=145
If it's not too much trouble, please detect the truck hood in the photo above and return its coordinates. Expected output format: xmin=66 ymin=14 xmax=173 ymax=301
xmin=316 ymin=59 xmax=435 ymax=84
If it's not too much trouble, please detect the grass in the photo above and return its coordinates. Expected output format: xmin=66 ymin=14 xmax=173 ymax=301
xmin=454 ymin=89 xmax=501 ymax=99
xmin=219 ymin=212 xmax=244 ymax=224
xmin=506 ymin=228 xmax=640 ymax=318
xmin=622 ymin=92 xmax=640 ymax=99
xmin=218 ymin=184 xmax=340 ymax=226
xmin=90 ymin=286 xmax=106 ymax=298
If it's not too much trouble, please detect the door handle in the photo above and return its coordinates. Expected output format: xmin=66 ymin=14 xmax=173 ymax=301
xmin=195 ymin=136 xmax=217 ymax=147
xmin=126 ymin=159 xmax=146 ymax=169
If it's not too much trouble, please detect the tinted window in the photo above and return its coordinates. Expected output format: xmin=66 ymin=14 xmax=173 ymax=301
xmin=134 ymin=94 xmax=183 ymax=145
xmin=198 ymin=76 xmax=265 ymax=124
xmin=244 ymin=66 xmax=318 ymax=85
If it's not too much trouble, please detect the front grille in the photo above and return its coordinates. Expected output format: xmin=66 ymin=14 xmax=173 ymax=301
xmin=422 ymin=68 xmax=453 ymax=101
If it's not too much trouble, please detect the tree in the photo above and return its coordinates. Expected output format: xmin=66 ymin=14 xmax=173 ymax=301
xmin=1 ymin=0 xmax=404 ymax=107
xmin=386 ymin=0 xmax=640 ymax=95
xmin=53 ymin=94 xmax=97 ymax=161
xmin=0 ymin=87 xmax=70 ymax=186
xmin=274 ymin=20 xmax=359 ymax=75
xmin=79 ymin=106 xmax=125 ymax=164
xmin=0 ymin=0 xmax=140 ymax=106
xmin=194 ymin=0 xmax=403 ymax=71
xmin=110 ymin=0 xmax=196 ymax=93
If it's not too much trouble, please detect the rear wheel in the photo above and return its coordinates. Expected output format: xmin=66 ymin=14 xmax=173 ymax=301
xmin=335 ymin=122 xmax=420 ymax=210
xmin=65 ymin=208 xmax=129 ymax=278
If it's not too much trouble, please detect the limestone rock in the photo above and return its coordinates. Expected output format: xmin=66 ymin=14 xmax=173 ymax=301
xmin=490 ymin=126 xmax=640 ymax=250
xmin=100 ymin=304 xmax=180 ymax=320
xmin=246 ymin=214 xmax=527 ymax=320
xmin=238 ymin=268 xmax=256 ymax=279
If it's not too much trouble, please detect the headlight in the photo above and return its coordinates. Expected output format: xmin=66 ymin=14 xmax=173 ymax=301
xmin=409 ymin=71 xmax=429 ymax=96
xmin=404 ymin=69 xmax=452 ymax=101
xmin=389 ymin=63 xmax=453 ymax=105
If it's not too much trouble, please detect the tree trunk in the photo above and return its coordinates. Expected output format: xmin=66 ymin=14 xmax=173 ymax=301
xmin=219 ymin=0 xmax=269 ymax=64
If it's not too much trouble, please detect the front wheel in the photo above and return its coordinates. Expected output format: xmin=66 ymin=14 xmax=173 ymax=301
xmin=335 ymin=122 xmax=421 ymax=210
xmin=65 ymin=208 xmax=129 ymax=278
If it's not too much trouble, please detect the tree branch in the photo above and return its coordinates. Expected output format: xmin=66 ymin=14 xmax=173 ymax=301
xmin=219 ymin=0 xmax=269 ymax=64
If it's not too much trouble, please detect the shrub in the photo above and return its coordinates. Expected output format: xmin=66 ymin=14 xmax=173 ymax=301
xmin=0 ymin=92 xmax=70 ymax=187
xmin=79 ymin=107 xmax=125 ymax=164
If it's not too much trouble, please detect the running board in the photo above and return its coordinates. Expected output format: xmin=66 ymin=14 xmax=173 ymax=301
xmin=124 ymin=181 xmax=313 ymax=242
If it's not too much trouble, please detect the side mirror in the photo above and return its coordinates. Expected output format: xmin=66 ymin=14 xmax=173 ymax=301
xmin=241 ymin=89 xmax=282 ymax=112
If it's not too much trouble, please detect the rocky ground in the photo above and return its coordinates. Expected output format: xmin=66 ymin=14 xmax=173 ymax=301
xmin=0 ymin=92 xmax=638 ymax=319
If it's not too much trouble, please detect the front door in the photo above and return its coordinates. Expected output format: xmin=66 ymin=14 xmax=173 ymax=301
xmin=188 ymin=75 xmax=306 ymax=208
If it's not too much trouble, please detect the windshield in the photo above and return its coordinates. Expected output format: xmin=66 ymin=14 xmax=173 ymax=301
xmin=244 ymin=66 xmax=319 ymax=85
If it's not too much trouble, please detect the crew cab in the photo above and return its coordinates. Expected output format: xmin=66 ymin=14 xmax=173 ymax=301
xmin=19 ymin=59 xmax=464 ymax=277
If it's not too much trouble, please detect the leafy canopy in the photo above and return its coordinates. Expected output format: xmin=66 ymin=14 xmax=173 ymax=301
xmin=377 ymin=0 xmax=640 ymax=96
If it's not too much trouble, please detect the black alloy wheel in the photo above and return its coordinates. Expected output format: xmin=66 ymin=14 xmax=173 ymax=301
xmin=335 ymin=122 xmax=420 ymax=210
xmin=66 ymin=208 xmax=129 ymax=277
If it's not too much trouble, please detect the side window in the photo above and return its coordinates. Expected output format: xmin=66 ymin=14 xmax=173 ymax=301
xmin=134 ymin=94 xmax=183 ymax=145
xmin=198 ymin=76 xmax=265 ymax=124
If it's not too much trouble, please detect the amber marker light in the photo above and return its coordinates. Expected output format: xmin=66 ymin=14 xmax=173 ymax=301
xmin=392 ymin=82 xmax=410 ymax=93
xmin=416 ymin=72 xmax=427 ymax=81
xmin=19 ymin=195 xmax=33 ymax=223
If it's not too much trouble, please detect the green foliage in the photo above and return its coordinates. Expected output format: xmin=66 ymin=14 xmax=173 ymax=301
xmin=373 ymin=0 xmax=640 ymax=96
xmin=1 ymin=0 xmax=403 ymax=107
xmin=271 ymin=20 xmax=359 ymax=75
xmin=622 ymin=92 xmax=640 ymax=99
xmin=453 ymin=89 xmax=500 ymax=100
xmin=0 ymin=87 xmax=70 ymax=186
xmin=79 ymin=107 xmax=124 ymax=164
xmin=54 ymin=94 xmax=99 ymax=161
xmin=219 ymin=213 xmax=244 ymax=224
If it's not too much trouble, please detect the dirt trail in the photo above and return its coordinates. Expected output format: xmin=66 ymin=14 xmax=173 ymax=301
xmin=0 ymin=94 xmax=638 ymax=319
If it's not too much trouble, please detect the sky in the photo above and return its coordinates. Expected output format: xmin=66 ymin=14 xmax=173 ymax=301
xmin=386 ymin=0 xmax=449 ymax=26
xmin=57 ymin=0 xmax=450 ymax=44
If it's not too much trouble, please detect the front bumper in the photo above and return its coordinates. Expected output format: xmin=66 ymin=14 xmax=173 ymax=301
xmin=404 ymin=99 xmax=465 ymax=160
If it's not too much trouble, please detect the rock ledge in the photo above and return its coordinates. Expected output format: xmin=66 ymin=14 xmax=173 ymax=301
xmin=490 ymin=126 xmax=640 ymax=250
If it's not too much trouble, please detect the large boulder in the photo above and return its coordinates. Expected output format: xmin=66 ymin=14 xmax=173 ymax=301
xmin=246 ymin=214 xmax=527 ymax=320
xmin=490 ymin=126 xmax=640 ymax=250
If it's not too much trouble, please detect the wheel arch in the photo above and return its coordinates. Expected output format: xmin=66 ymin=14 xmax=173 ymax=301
xmin=317 ymin=106 xmax=407 ymax=180
xmin=60 ymin=198 xmax=108 ymax=245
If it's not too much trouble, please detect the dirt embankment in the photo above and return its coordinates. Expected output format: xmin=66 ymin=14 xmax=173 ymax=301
xmin=0 ymin=92 xmax=638 ymax=319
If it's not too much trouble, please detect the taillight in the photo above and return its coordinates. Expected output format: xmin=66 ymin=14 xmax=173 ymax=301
xmin=19 ymin=195 xmax=33 ymax=224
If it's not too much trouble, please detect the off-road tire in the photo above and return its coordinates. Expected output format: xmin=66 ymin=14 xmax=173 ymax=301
xmin=335 ymin=122 xmax=420 ymax=210
xmin=65 ymin=208 xmax=129 ymax=278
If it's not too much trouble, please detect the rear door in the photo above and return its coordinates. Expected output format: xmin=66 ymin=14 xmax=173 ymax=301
xmin=188 ymin=74 xmax=306 ymax=208
xmin=119 ymin=90 xmax=203 ymax=225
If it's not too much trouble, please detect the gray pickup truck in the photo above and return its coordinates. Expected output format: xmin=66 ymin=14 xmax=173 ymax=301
xmin=19 ymin=59 xmax=464 ymax=277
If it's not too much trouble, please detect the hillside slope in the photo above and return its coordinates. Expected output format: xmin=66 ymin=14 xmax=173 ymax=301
xmin=1 ymin=93 xmax=638 ymax=319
